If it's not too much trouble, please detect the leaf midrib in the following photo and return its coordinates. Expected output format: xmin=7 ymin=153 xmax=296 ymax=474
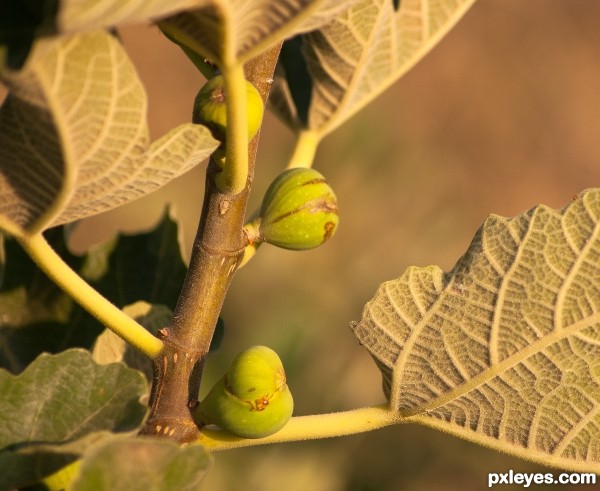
xmin=399 ymin=313 xmax=600 ymax=417
xmin=315 ymin=0 xmax=479 ymax=138
xmin=398 ymin=204 xmax=600 ymax=418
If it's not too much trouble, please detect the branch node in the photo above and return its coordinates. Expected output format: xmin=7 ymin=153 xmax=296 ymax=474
xmin=219 ymin=199 xmax=231 ymax=215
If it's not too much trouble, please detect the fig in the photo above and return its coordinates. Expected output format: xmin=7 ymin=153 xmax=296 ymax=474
xmin=193 ymin=74 xmax=263 ymax=142
xmin=195 ymin=346 xmax=293 ymax=439
xmin=258 ymin=168 xmax=339 ymax=250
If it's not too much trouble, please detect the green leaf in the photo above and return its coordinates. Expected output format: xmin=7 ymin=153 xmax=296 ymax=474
xmin=157 ymin=0 xmax=358 ymax=67
xmin=0 ymin=349 xmax=147 ymax=488
xmin=0 ymin=211 xmax=186 ymax=373
xmin=0 ymin=30 xmax=219 ymax=237
xmin=87 ymin=209 xmax=188 ymax=310
xmin=352 ymin=188 xmax=600 ymax=473
xmin=0 ymin=229 xmax=103 ymax=373
xmin=272 ymin=0 xmax=478 ymax=136
xmin=0 ymin=228 xmax=77 ymax=326
xmin=0 ymin=349 xmax=146 ymax=447
xmin=0 ymin=319 xmax=102 ymax=375
xmin=0 ymin=431 xmax=110 ymax=489
xmin=71 ymin=437 xmax=211 ymax=491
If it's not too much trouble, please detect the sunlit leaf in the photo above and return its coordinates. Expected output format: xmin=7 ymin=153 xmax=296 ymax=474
xmin=93 ymin=301 xmax=172 ymax=382
xmin=56 ymin=0 xmax=209 ymax=34
xmin=157 ymin=0 xmax=358 ymax=67
xmin=0 ymin=30 xmax=219 ymax=237
xmin=93 ymin=301 xmax=223 ymax=382
xmin=0 ymin=0 xmax=209 ymax=43
xmin=273 ymin=0 xmax=477 ymax=136
xmin=352 ymin=188 xmax=600 ymax=472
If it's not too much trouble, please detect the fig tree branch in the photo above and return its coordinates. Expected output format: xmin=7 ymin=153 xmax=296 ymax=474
xmin=138 ymin=44 xmax=283 ymax=444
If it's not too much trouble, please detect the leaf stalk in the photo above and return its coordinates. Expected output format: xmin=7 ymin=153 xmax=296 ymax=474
xmin=198 ymin=404 xmax=399 ymax=450
xmin=215 ymin=63 xmax=250 ymax=194
xmin=138 ymin=44 xmax=283 ymax=443
xmin=286 ymin=130 xmax=320 ymax=169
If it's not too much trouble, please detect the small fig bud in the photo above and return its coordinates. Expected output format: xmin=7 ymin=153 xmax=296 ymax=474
xmin=193 ymin=75 xmax=264 ymax=142
xmin=211 ymin=147 xmax=227 ymax=168
xmin=40 ymin=460 xmax=80 ymax=490
xmin=195 ymin=346 xmax=293 ymax=439
xmin=258 ymin=168 xmax=339 ymax=251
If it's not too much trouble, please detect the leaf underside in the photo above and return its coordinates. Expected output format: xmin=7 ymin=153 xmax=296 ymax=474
xmin=271 ymin=0 xmax=478 ymax=136
xmin=352 ymin=188 xmax=600 ymax=472
xmin=156 ymin=0 xmax=359 ymax=68
xmin=0 ymin=30 xmax=218 ymax=237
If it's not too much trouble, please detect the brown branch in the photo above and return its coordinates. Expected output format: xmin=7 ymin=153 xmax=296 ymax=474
xmin=138 ymin=44 xmax=282 ymax=443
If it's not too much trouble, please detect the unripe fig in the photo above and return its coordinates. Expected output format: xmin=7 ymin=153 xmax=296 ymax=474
xmin=195 ymin=346 xmax=293 ymax=439
xmin=258 ymin=168 xmax=339 ymax=250
xmin=193 ymin=75 xmax=264 ymax=142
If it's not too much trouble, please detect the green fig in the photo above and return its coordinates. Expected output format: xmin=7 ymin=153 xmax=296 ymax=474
xmin=193 ymin=74 xmax=264 ymax=142
xmin=258 ymin=168 xmax=339 ymax=250
xmin=195 ymin=346 xmax=293 ymax=439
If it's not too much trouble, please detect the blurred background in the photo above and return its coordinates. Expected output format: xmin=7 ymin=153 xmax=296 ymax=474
xmin=6 ymin=0 xmax=600 ymax=489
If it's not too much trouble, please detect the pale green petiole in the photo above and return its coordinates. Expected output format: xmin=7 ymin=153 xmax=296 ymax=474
xmin=198 ymin=404 xmax=399 ymax=451
xmin=215 ymin=63 xmax=249 ymax=195
xmin=18 ymin=233 xmax=164 ymax=358
xmin=286 ymin=130 xmax=320 ymax=169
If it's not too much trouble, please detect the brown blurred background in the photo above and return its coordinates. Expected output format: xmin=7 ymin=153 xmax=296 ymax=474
xmin=5 ymin=0 xmax=600 ymax=489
